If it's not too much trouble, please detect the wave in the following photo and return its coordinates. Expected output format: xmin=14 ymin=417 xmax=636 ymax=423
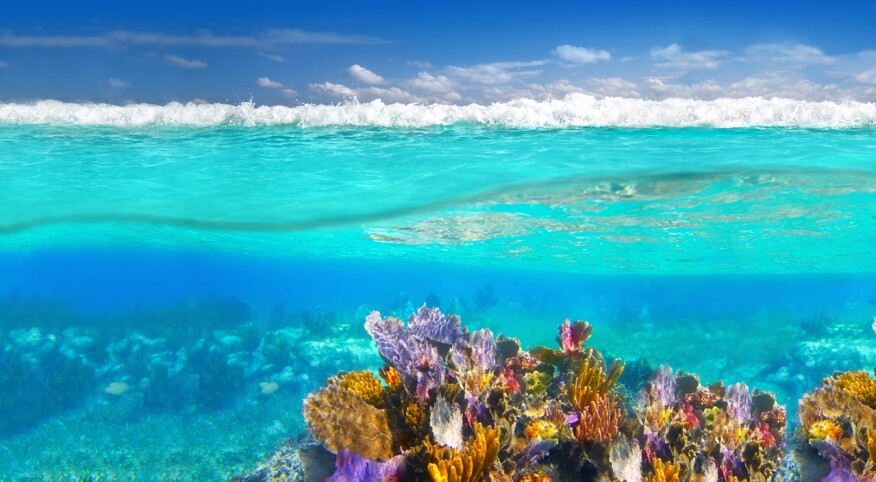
xmin=2 ymin=95 xmax=876 ymax=128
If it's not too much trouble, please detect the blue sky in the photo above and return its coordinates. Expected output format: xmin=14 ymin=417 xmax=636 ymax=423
xmin=2 ymin=0 xmax=876 ymax=104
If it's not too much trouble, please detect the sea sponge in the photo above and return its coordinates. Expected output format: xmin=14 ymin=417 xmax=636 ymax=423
xmin=573 ymin=392 xmax=623 ymax=444
xmin=337 ymin=370 xmax=385 ymax=408
xmin=302 ymin=379 xmax=394 ymax=460
xmin=645 ymin=458 xmax=681 ymax=482
xmin=425 ymin=423 xmax=500 ymax=482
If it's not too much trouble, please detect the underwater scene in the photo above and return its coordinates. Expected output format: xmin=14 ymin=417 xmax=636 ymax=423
xmin=1 ymin=100 xmax=875 ymax=481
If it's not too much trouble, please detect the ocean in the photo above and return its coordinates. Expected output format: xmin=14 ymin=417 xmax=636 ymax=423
xmin=1 ymin=95 xmax=875 ymax=480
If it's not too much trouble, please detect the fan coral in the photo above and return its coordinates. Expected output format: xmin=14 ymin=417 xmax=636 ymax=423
xmin=409 ymin=304 xmax=465 ymax=345
xmin=302 ymin=375 xmax=393 ymax=460
xmin=557 ymin=319 xmax=593 ymax=354
xmin=425 ymin=423 xmax=500 ymax=482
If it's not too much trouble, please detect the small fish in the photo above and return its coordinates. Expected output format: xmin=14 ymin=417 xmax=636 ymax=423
xmin=259 ymin=381 xmax=279 ymax=395
xmin=104 ymin=381 xmax=129 ymax=396
xmin=872 ymin=316 xmax=876 ymax=335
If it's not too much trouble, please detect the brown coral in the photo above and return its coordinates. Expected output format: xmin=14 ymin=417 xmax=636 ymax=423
xmin=573 ymin=392 xmax=623 ymax=444
xmin=645 ymin=458 xmax=681 ymax=482
xmin=302 ymin=379 xmax=394 ymax=460
xmin=338 ymin=370 xmax=386 ymax=408
xmin=425 ymin=423 xmax=500 ymax=482
xmin=568 ymin=349 xmax=624 ymax=412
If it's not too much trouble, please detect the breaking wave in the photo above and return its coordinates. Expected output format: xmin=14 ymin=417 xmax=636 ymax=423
xmin=2 ymin=94 xmax=876 ymax=128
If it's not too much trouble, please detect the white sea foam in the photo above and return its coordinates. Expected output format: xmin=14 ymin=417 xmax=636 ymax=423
xmin=2 ymin=94 xmax=876 ymax=128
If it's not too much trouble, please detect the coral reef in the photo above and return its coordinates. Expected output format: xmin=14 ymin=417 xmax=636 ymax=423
xmin=797 ymin=369 xmax=876 ymax=481
xmin=297 ymin=305 xmax=787 ymax=481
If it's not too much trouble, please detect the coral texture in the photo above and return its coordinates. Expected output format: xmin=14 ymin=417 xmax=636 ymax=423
xmin=302 ymin=375 xmax=393 ymax=460
xmin=299 ymin=305 xmax=787 ymax=481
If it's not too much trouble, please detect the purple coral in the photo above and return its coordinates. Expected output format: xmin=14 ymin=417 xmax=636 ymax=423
xmin=725 ymin=382 xmax=752 ymax=424
xmin=408 ymin=304 xmax=464 ymax=345
xmin=557 ymin=319 xmax=592 ymax=354
xmin=327 ymin=449 xmax=405 ymax=482
xmin=469 ymin=328 xmax=497 ymax=371
xmin=650 ymin=365 xmax=676 ymax=407
xmin=364 ymin=310 xmax=445 ymax=401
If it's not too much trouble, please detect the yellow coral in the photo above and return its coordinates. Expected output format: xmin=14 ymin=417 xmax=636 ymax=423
xmin=404 ymin=400 xmax=426 ymax=430
xmin=573 ymin=392 xmax=623 ymax=444
xmin=426 ymin=423 xmax=500 ymax=482
xmin=568 ymin=349 xmax=624 ymax=413
xmin=524 ymin=420 xmax=558 ymax=441
xmin=808 ymin=420 xmax=843 ymax=441
xmin=645 ymin=458 xmax=681 ymax=482
xmin=337 ymin=370 xmax=385 ymax=408
xmin=302 ymin=379 xmax=393 ymax=460
xmin=524 ymin=371 xmax=552 ymax=397
xmin=835 ymin=370 xmax=876 ymax=408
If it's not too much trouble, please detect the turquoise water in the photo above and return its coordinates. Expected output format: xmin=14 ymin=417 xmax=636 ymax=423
xmin=1 ymin=110 xmax=876 ymax=478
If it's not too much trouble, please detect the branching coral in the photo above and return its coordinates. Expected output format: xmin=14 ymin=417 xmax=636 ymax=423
xmin=644 ymin=458 xmax=681 ymax=482
xmin=425 ymin=423 xmax=500 ymax=482
xmin=573 ymin=392 xmax=623 ymax=444
xmin=568 ymin=349 xmax=624 ymax=412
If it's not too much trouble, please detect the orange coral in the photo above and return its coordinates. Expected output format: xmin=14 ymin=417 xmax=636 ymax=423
xmin=302 ymin=379 xmax=394 ymax=460
xmin=645 ymin=458 xmax=681 ymax=482
xmin=380 ymin=365 xmax=403 ymax=391
xmin=337 ymin=370 xmax=385 ymax=408
xmin=869 ymin=429 xmax=876 ymax=462
xmin=573 ymin=392 xmax=623 ymax=444
xmin=425 ymin=423 xmax=500 ymax=482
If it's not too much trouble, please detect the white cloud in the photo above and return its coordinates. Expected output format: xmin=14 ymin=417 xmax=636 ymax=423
xmin=650 ymin=44 xmax=727 ymax=71
xmin=856 ymin=68 xmax=876 ymax=84
xmin=446 ymin=60 xmax=548 ymax=84
xmin=406 ymin=60 xmax=433 ymax=69
xmin=107 ymin=77 xmax=130 ymax=88
xmin=746 ymin=44 xmax=834 ymax=65
xmin=256 ymin=77 xmax=296 ymax=97
xmin=310 ymin=82 xmax=424 ymax=103
xmin=588 ymin=77 xmax=642 ymax=98
xmin=258 ymin=51 xmax=287 ymax=62
xmin=310 ymin=81 xmax=357 ymax=97
xmin=348 ymin=64 xmax=385 ymax=84
xmin=553 ymin=45 xmax=611 ymax=64
xmin=0 ymin=29 xmax=383 ymax=48
xmin=405 ymin=72 xmax=457 ymax=93
xmin=164 ymin=54 xmax=208 ymax=69
xmin=643 ymin=77 xmax=723 ymax=99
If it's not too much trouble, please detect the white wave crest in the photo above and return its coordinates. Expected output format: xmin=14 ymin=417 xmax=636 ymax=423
xmin=2 ymin=94 xmax=876 ymax=128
